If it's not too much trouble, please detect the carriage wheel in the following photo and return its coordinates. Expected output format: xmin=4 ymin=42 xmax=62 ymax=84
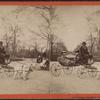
xmin=0 ymin=68 xmax=5 ymax=78
xmin=87 ymin=67 xmax=97 ymax=78
xmin=63 ymin=66 xmax=73 ymax=75
xmin=4 ymin=69 xmax=14 ymax=77
xmin=5 ymin=58 xmax=11 ymax=65
xmin=77 ymin=67 xmax=88 ymax=79
xmin=50 ymin=63 xmax=61 ymax=77
xmin=88 ymin=58 xmax=94 ymax=65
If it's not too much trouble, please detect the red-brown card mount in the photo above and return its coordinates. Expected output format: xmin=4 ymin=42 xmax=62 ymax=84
xmin=0 ymin=1 xmax=100 ymax=99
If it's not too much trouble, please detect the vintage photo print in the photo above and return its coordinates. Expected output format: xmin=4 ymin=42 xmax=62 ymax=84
xmin=0 ymin=5 xmax=100 ymax=98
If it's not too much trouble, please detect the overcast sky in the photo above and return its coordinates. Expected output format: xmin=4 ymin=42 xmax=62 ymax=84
xmin=0 ymin=6 xmax=100 ymax=51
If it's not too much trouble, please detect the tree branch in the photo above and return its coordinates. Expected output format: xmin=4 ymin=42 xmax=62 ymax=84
xmin=29 ymin=28 xmax=47 ymax=40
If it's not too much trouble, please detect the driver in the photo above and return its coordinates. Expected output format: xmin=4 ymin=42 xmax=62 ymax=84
xmin=78 ymin=42 xmax=90 ymax=65
xmin=61 ymin=51 xmax=66 ymax=57
xmin=0 ymin=41 xmax=6 ymax=64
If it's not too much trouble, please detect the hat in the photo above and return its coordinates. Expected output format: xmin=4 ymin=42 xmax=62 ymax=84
xmin=0 ymin=41 xmax=3 ymax=44
xmin=82 ymin=42 xmax=86 ymax=45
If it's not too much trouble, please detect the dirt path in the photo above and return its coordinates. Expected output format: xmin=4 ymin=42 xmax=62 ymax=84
xmin=0 ymin=59 xmax=100 ymax=94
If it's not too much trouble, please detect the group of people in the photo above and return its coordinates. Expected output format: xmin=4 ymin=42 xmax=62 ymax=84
xmin=36 ymin=41 xmax=92 ymax=68
xmin=61 ymin=41 xmax=92 ymax=65
xmin=37 ymin=54 xmax=50 ymax=70
xmin=0 ymin=40 xmax=93 ymax=66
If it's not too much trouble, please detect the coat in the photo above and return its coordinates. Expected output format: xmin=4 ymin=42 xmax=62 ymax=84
xmin=79 ymin=46 xmax=89 ymax=64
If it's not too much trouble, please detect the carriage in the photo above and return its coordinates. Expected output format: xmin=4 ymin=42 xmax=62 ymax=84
xmin=0 ymin=54 xmax=14 ymax=78
xmin=50 ymin=52 xmax=98 ymax=79
xmin=0 ymin=55 xmax=33 ymax=80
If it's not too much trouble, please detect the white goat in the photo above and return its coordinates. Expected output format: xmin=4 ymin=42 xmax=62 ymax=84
xmin=8 ymin=61 xmax=33 ymax=80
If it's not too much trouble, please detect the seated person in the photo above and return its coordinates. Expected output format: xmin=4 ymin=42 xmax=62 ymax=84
xmin=40 ymin=57 xmax=49 ymax=68
xmin=37 ymin=55 xmax=43 ymax=63
xmin=0 ymin=41 xmax=6 ymax=64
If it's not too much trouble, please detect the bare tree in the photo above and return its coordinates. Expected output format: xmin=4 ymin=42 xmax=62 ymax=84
xmin=1 ymin=16 xmax=13 ymax=54
xmin=3 ymin=33 xmax=12 ymax=54
xmin=12 ymin=6 xmax=60 ymax=61
xmin=29 ymin=6 xmax=58 ymax=62
xmin=10 ymin=24 xmax=21 ymax=58
xmin=86 ymin=12 xmax=100 ymax=54
xmin=86 ymin=33 xmax=95 ymax=54
xmin=9 ymin=9 xmax=22 ymax=58
xmin=1 ymin=14 xmax=21 ymax=58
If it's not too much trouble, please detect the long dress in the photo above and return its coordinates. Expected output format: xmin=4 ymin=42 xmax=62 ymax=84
xmin=0 ymin=46 xmax=5 ymax=64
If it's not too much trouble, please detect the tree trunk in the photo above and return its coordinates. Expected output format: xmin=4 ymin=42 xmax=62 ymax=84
xmin=12 ymin=32 xmax=17 ymax=59
xmin=97 ymin=29 xmax=100 ymax=55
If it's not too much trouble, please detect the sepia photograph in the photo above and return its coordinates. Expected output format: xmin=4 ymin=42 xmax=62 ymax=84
xmin=0 ymin=5 xmax=100 ymax=96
